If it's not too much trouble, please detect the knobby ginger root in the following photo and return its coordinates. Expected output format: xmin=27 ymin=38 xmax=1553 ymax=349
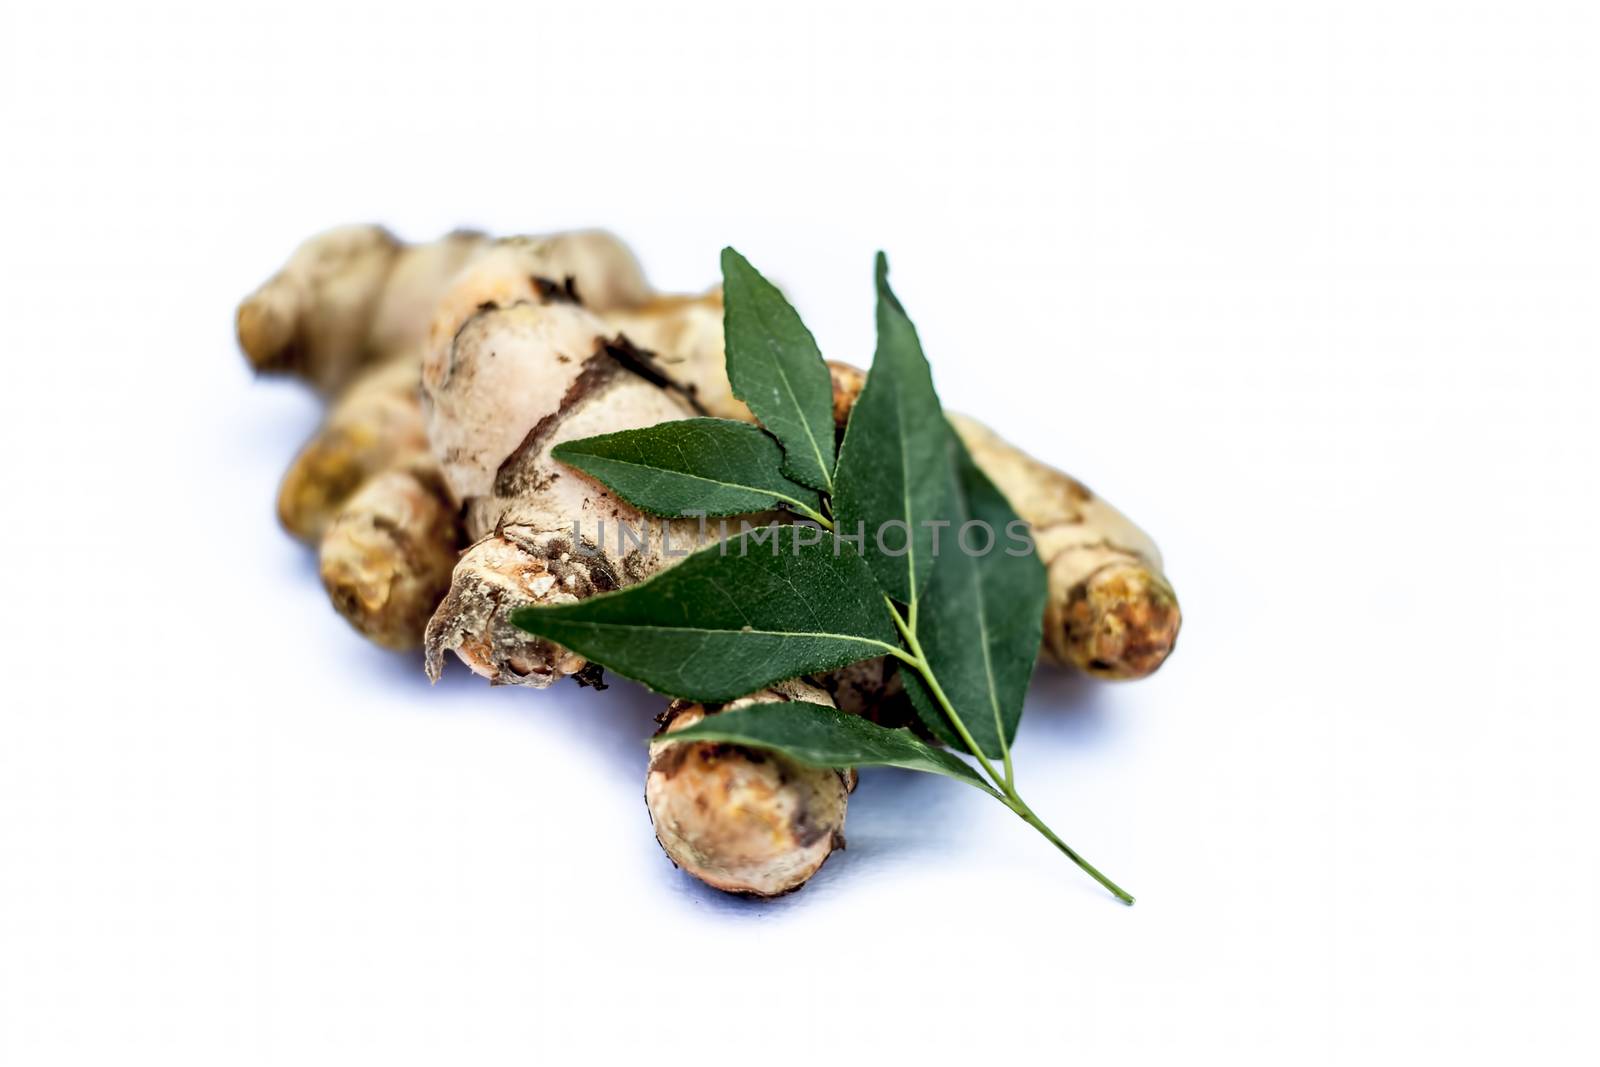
xmin=423 ymin=234 xmax=654 ymax=361
xmin=318 ymin=466 xmax=460 ymax=650
xmin=241 ymin=228 xmax=495 ymax=647
xmin=237 ymin=225 xmax=399 ymax=396
xmin=275 ymin=356 xmax=440 ymax=544
xmin=246 ymin=225 xmax=1179 ymax=680
xmin=603 ymin=290 xmax=753 ymax=422
xmin=266 ymin=229 xmax=490 ymax=541
xmin=294 ymin=356 xmax=460 ymax=648
xmin=420 ymin=243 xmax=724 ymax=684
xmin=826 ymin=362 xmax=1181 ymax=680
xmin=244 ymin=227 xmax=669 ymax=650
xmin=254 ymin=227 xmax=646 ymax=536
xmin=241 ymin=225 xmax=1181 ymax=899
xmin=238 ymin=226 xmax=487 ymax=397
xmin=647 ymin=679 xmax=854 ymax=897
xmin=951 ymin=414 xmax=1180 ymax=679
xmin=811 ymin=656 xmax=916 ymax=728
xmin=272 ymin=229 xmax=653 ymax=540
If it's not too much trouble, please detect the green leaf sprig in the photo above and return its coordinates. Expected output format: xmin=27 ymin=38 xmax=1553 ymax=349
xmin=514 ymin=249 xmax=1133 ymax=904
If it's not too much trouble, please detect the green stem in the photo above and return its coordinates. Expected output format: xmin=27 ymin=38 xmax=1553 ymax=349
xmin=994 ymin=702 xmax=1015 ymax=791
xmin=888 ymin=599 xmax=1133 ymax=905
xmin=1003 ymin=792 xmax=1134 ymax=905
xmin=888 ymin=600 xmax=1003 ymax=785
xmin=783 ymin=500 xmax=833 ymax=530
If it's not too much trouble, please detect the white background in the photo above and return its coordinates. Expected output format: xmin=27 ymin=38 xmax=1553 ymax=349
xmin=1 ymin=1 xmax=1595 ymax=1063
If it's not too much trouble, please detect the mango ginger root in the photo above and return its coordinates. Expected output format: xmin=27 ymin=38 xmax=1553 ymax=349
xmin=239 ymin=225 xmax=487 ymax=397
xmin=647 ymin=680 xmax=854 ymax=897
xmin=239 ymin=227 xmax=490 ymax=646
xmin=419 ymin=246 xmax=724 ymax=684
xmin=827 ymin=362 xmax=1180 ymax=680
xmin=240 ymin=225 xmax=1182 ymax=898
xmin=240 ymin=227 xmax=662 ymax=649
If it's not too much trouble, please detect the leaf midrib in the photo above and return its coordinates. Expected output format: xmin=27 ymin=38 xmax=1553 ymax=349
xmin=668 ymin=728 xmax=993 ymax=790
xmin=958 ymin=501 xmax=1007 ymax=752
xmin=753 ymin=298 xmax=832 ymax=493
xmin=898 ymin=380 xmax=917 ymax=605
xmin=564 ymin=452 xmax=815 ymax=514
xmin=537 ymin=619 xmax=901 ymax=653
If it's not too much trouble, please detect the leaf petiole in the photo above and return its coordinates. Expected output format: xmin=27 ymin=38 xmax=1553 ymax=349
xmin=888 ymin=597 xmax=1133 ymax=905
xmin=1005 ymin=794 xmax=1135 ymax=906
xmin=995 ymin=702 xmax=1016 ymax=792
xmin=888 ymin=597 xmax=1004 ymax=785
xmin=786 ymin=501 xmax=834 ymax=529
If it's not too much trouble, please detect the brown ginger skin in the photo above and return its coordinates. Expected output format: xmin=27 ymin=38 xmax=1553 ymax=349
xmin=423 ymin=524 xmax=613 ymax=685
xmin=420 ymin=241 xmax=738 ymax=685
xmin=275 ymin=356 xmax=439 ymax=544
xmin=244 ymin=227 xmax=671 ymax=653
xmin=236 ymin=225 xmax=400 ymax=395
xmin=647 ymin=679 xmax=853 ymax=897
xmin=301 ymin=366 xmax=461 ymax=649
xmin=604 ymin=290 xmax=753 ymax=422
xmin=811 ymin=656 xmax=917 ymax=729
xmin=239 ymin=228 xmax=490 ymax=647
xmin=827 ymin=361 xmax=1180 ymax=680
xmin=264 ymin=230 xmax=490 ymax=543
xmin=319 ymin=466 xmax=460 ymax=649
xmin=237 ymin=226 xmax=486 ymax=397
xmin=950 ymin=414 xmax=1180 ymax=679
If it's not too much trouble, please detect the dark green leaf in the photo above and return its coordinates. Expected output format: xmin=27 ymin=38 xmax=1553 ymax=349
xmin=510 ymin=527 xmax=899 ymax=702
xmin=832 ymin=253 xmax=951 ymax=605
xmin=720 ymin=247 xmax=837 ymax=493
xmin=903 ymin=429 xmax=1047 ymax=758
xmin=552 ymin=418 xmax=823 ymax=520
xmin=661 ymin=701 xmax=997 ymax=795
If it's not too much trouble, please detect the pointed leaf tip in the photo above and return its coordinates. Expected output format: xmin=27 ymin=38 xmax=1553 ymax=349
xmin=874 ymin=251 xmax=904 ymax=313
xmin=720 ymin=249 xmax=837 ymax=493
xmin=835 ymin=250 xmax=948 ymax=603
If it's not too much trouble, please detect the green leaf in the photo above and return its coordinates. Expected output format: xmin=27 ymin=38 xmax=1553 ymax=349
xmin=660 ymin=701 xmax=997 ymax=796
xmin=903 ymin=429 xmax=1047 ymax=758
xmin=832 ymin=253 xmax=951 ymax=605
xmin=552 ymin=418 xmax=824 ymax=520
xmin=720 ymin=247 xmax=837 ymax=494
xmin=510 ymin=527 xmax=899 ymax=702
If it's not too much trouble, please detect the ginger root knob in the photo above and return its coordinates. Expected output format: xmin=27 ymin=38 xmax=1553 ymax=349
xmin=826 ymin=361 xmax=1182 ymax=681
xmin=646 ymin=682 xmax=851 ymax=897
xmin=319 ymin=467 xmax=459 ymax=650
